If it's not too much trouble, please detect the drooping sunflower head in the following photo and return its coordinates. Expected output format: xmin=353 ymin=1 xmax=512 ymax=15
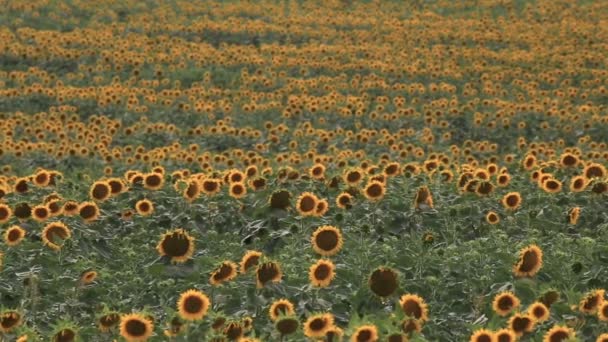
xmin=269 ymin=189 xmax=291 ymax=210
xmin=492 ymin=291 xmax=520 ymax=317
xmin=386 ymin=331 xmax=408 ymax=342
xmin=209 ymin=261 xmax=238 ymax=286
xmin=539 ymin=289 xmax=561 ymax=308
xmin=579 ymin=289 xmax=605 ymax=314
xmin=542 ymin=324 xmax=575 ymax=342
xmin=470 ymin=329 xmax=494 ymax=342
xmin=41 ymin=222 xmax=71 ymax=251
xmin=163 ymin=316 xmax=186 ymax=337
xmin=368 ymin=266 xmax=399 ymax=298
xmin=156 ymin=228 xmax=195 ymax=263
xmin=399 ymin=294 xmax=429 ymax=322
xmin=52 ymin=327 xmax=78 ymax=342
xmin=269 ymin=299 xmax=295 ymax=321
xmin=78 ymin=201 xmax=100 ymax=223
xmin=240 ymin=250 xmax=262 ymax=274
xmin=4 ymin=225 xmax=26 ymax=247
xmin=400 ymin=318 xmax=422 ymax=335
xmin=177 ymin=289 xmax=210 ymax=321
xmin=296 ymin=192 xmax=319 ymax=216
xmin=352 ymin=324 xmax=378 ymax=342
xmin=303 ymin=313 xmax=333 ymax=338
xmin=256 ymin=261 xmax=282 ymax=288
xmin=0 ymin=310 xmax=22 ymax=333
xmin=513 ymin=244 xmax=543 ymax=277
xmin=507 ymin=313 xmax=534 ymax=337
xmin=98 ymin=312 xmax=121 ymax=332
xmin=275 ymin=315 xmax=299 ymax=336
xmin=309 ymin=259 xmax=336 ymax=288
xmin=120 ymin=313 xmax=154 ymax=342
xmin=311 ymin=225 xmax=343 ymax=256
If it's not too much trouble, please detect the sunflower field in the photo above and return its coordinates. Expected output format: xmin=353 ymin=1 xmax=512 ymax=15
xmin=1 ymin=0 xmax=608 ymax=341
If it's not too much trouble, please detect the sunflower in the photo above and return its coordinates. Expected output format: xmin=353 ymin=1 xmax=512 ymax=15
xmin=475 ymin=181 xmax=494 ymax=196
xmin=4 ymin=225 xmax=26 ymax=246
xmin=507 ymin=313 xmax=534 ymax=337
xmin=41 ymin=222 xmax=71 ymax=251
xmin=368 ymin=267 xmax=399 ymax=297
xmin=399 ymin=294 xmax=429 ymax=322
xmin=597 ymin=333 xmax=608 ymax=342
xmin=568 ymin=207 xmax=581 ymax=225
xmin=13 ymin=177 xmax=29 ymax=193
xmin=311 ymin=225 xmax=343 ymax=256
xmin=156 ymin=228 xmax=195 ymax=263
xmin=90 ymin=180 xmax=112 ymax=201
xmin=501 ymin=192 xmax=522 ymax=210
xmin=527 ymin=301 xmax=550 ymax=322
xmin=32 ymin=169 xmax=51 ymax=187
xmin=209 ymin=261 xmax=238 ymax=286
xmin=492 ymin=291 xmax=520 ymax=316
xmin=80 ymin=270 xmax=98 ymax=285
xmin=47 ymin=200 xmax=63 ymax=217
xmin=163 ymin=316 xmax=186 ymax=337
xmin=309 ymin=163 xmax=326 ymax=180
xmin=400 ymin=318 xmax=422 ymax=334
xmin=107 ymin=178 xmax=127 ymax=195
xmin=303 ymin=313 xmax=333 ymax=338
xmin=309 ymin=259 xmax=336 ymax=288
xmin=539 ymin=289 xmax=561 ymax=308
xmin=0 ymin=204 xmax=12 ymax=224
xmin=177 ymin=289 xmax=210 ymax=321
xmin=120 ymin=313 xmax=154 ymax=342
xmin=497 ymin=173 xmax=511 ymax=187
xmin=143 ymin=172 xmax=164 ymax=190
xmin=485 ymin=211 xmax=500 ymax=225
xmin=269 ymin=299 xmax=295 ymax=321
xmin=315 ymin=198 xmax=329 ymax=216
xmin=269 ymin=189 xmax=291 ymax=210
xmin=599 ymin=301 xmax=608 ymax=321
xmin=583 ymin=162 xmax=606 ymax=179
xmin=470 ymin=329 xmax=494 ymax=342
xmin=275 ymin=316 xmax=299 ymax=336
xmin=343 ymin=168 xmax=364 ymax=186
xmin=494 ymin=328 xmax=516 ymax=342
xmin=256 ymin=261 xmax=282 ymax=288
xmin=384 ymin=162 xmax=401 ymax=177
xmin=591 ymin=179 xmax=608 ymax=194
xmin=62 ymin=201 xmax=80 ymax=216
xmin=223 ymin=320 xmax=243 ymax=340
xmin=363 ymin=181 xmax=386 ymax=202
xmin=98 ymin=312 xmax=121 ymax=332
xmin=78 ymin=201 xmax=100 ymax=223
xmin=559 ymin=153 xmax=579 ymax=168
xmin=296 ymin=192 xmax=319 ymax=216
xmin=336 ymin=192 xmax=354 ymax=209
xmin=183 ymin=180 xmax=200 ymax=202
xmin=541 ymin=178 xmax=562 ymax=193
xmin=241 ymin=316 xmax=253 ymax=332
xmin=201 ymin=178 xmax=222 ymax=196
xmin=579 ymin=289 xmax=605 ymax=314
xmin=249 ymin=177 xmax=267 ymax=191
xmin=569 ymin=175 xmax=589 ymax=192
xmin=513 ymin=244 xmax=543 ymax=277
xmin=542 ymin=325 xmax=575 ymax=342
xmin=386 ymin=332 xmax=407 ymax=342
xmin=227 ymin=169 xmax=246 ymax=184
xmin=240 ymin=250 xmax=262 ymax=273
xmin=31 ymin=204 xmax=50 ymax=222
xmin=135 ymin=199 xmax=154 ymax=216
xmin=0 ymin=310 xmax=21 ymax=333
xmin=229 ymin=182 xmax=247 ymax=199
xmin=13 ymin=202 xmax=31 ymax=220
xmin=52 ymin=327 xmax=77 ymax=342
xmin=414 ymin=186 xmax=434 ymax=210
xmin=351 ymin=324 xmax=378 ymax=342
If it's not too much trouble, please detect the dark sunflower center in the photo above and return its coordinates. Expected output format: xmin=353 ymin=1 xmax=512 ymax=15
xmin=496 ymin=332 xmax=512 ymax=342
xmin=402 ymin=300 xmax=422 ymax=319
xmin=0 ymin=313 xmax=19 ymax=329
xmin=204 ymin=181 xmax=218 ymax=192
xmin=477 ymin=334 xmax=492 ymax=342
xmin=14 ymin=203 xmax=31 ymax=218
xmin=243 ymin=255 xmax=260 ymax=272
xmin=80 ymin=205 xmax=97 ymax=219
xmin=309 ymin=318 xmax=326 ymax=331
xmin=369 ymin=269 xmax=398 ymax=297
xmin=231 ymin=184 xmax=244 ymax=195
xmin=583 ymin=295 xmax=599 ymax=310
xmin=366 ymin=184 xmax=382 ymax=197
xmin=273 ymin=304 xmax=289 ymax=317
xmin=138 ymin=202 xmax=150 ymax=212
xmin=257 ymin=263 xmax=279 ymax=284
xmin=549 ymin=331 xmax=569 ymax=342
xmin=92 ymin=184 xmax=109 ymax=199
xmin=356 ymin=329 xmax=372 ymax=341
xmin=586 ymin=166 xmax=603 ymax=178
xmin=34 ymin=207 xmax=49 ymax=218
xmin=213 ymin=263 xmax=234 ymax=281
xmin=518 ymin=251 xmax=539 ymax=272
xmin=299 ymin=196 xmax=316 ymax=212
xmin=315 ymin=230 xmax=338 ymax=251
xmin=511 ymin=317 xmax=530 ymax=332
xmin=186 ymin=183 xmax=199 ymax=198
xmin=346 ymin=172 xmax=360 ymax=182
xmin=7 ymin=229 xmax=22 ymax=242
xmin=54 ymin=329 xmax=75 ymax=342
xmin=533 ymin=306 xmax=546 ymax=318
xmin=184 ymin=296 xmax=204 ymax=313
xmin=497 ymin=296 xmax=514 ymax=311
xmin=506 ymin=195 xmax=519 ymax=207
xmin=145 ymin=175 xmax=161 ymax=187
xmin=161 ymin=233 xmax=190 ymax=257
xmin=276 ymin=318 xmax=298 ymax=335
xmin=109 ymin=181 xmax=123 ymax=194
xmin=314 ymin=264 xmax=330 ymax=280
xmin=46 ymin=226 xmax=69 ymax=243
xmin=225 ymin=323 xmax=243 ymax=339
xmin=125 ymin=319 xmax=147 ymax=337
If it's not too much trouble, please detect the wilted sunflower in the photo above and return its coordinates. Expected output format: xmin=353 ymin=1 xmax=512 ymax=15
xmin=229 ymin=182 xmax=247 ymax=199
xmin=210 ymin=261 xmax=238 ymax=286
xmin=569 ymin=175 xmax=589 ymax=192
xmin=414 ymin=186 xmax=434 ymax=210
xmin=507 ymin=313 xmax=534 ymax=337
xmin=120 ymin=313 xmax=154 ymax=342
xmin=501 ymin=192 xmax=522 ymax=211
xmin=470 ymin=329 xmax=494 ymax=342
xmin=0 ymin=310 xmax=22 ymax=333
xmin=311 ymin=225 xmax=344 ymax=256
xmin=492 ymin=291 xmax=520 ymax=316
xmin=363 ymin=181 xmax=386 ymax=202
xmin=256 ymin=261 xmax=282 ymax=288
xmin=143 ymin=172 xmax=165 ymax=190
xmin=309 ymin=259 xmax=336 ymax=288
xmin=579 ymin=289 xmax=605 ymax=314
xmin=485 ymin=211 xmax=500 ymax=225
xmin=41 ymin=222 xmax=71 ymax=251
xmin=513 ymin=244 xmax=543 ymax=277
xmin=13 ymin=202 xmax=31 ymax=220
xmin=351 ymin=324 xmax=378 ymax=342
xmin=269 ymin=189 xmax=291 ymax=210
xmin=296 ymin=192 xmax=319 ymax=216
xmin=0 ymin=204 xmax=12 ymax=224
xmin=494 ymin=328 xmax=516 ymax=342
xmin=90 ymin=180 xmax=112 ymax=201
xmin=542 ymin=325 xmax=575 ymax=342
xmin=240 ymin=250 xmax=262 ymax=273
xmin=568 ymin=207 xmax=581 ymax=225
xmin=135 ymin=199 xmax=154 ymax=216
xmin=368 ymin=267 xmax=399 ymax=297
xmin=275 ymin=316 xmax=299 ymax=336
xmin=4 ymin=225 xmax=26 ymax=247
xmin=78 ymin=201 xmax=100 ymax=223
xmin=177 ymin=289 xmax=210 ymax=321
xmin=98 ymin=312 xmax=121 ymax=332
xmin=527 ymin=301 xmax=550 ymax=322
xmin=156 ymin=228 xmax=195 ymax=263
xmin=336 ymin=192 xmax=353 ymax=210
xmin=399 ymin=294 xmax=429 ymax=322
xmin=598 ymin=301 xmax=608 ymax=321
xmin=303 ymin=313 xmax=333 ymax=338
xmin=80 ymin=270 xmax=98 ymax=285
xmin=269 ymin=299 xmax=295 ymax=321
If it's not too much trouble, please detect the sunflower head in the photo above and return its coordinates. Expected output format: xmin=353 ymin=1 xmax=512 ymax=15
xmin=156 ymin=228 xmax=195 ymax=263
xmin=507 ymin=313 xmax=534 ymax=337
xmin=485 ymin=211 xmax=500 ymax=225
xmin=209 ymin=261 xmax=238 ymax=286
xmin=0 ymin=310 xmax=22 ymax=333
xmin=309 ymin=259 xmax=336 ymax=288
xmin=120 ymin=313 xmax=154 ymax=342
xmin=470 ymin=329 xmax=494 ymax=342
xmin=296 ymin=192 xmax=319 ymax=216
xmin=228 ymin=182 xmax=247 ymax=199
xmin=501 ymin=192 xmax=522 ymax=210
xmin=398 ymin=294 xmax=429 ymax=322
xmin=80 ymin=270 xmax=98 ymax=285
xmin=494 ymin=328 xmax=516 ymax=342
xmin=177 ymin=289 xmax=210 ymax=321
xmin=90 ymin=181 xmax=112 ymax=201
xmin=542 ymin=324 xmax=575 ymax=342
xmin=4 ymin=225 xmax=26 ymax=247
xmin=98 ymin=312 xmax=121 ymax=332
xmin=492 ymin=291 xmax=520 ymax=317
xmin=78 ymin=201 xmax=100 ymax=223
xmin=513 ymin=244 xmax=543 ymax=277
xmin=303 ymin=313 xmax=333 ymax=338
xmin=414 ymin=186 xmax=434 ymax=209
xmin=336 ymin=192 xmax=353 ymax=210
xmin=579 ymin=289 xmax=605 ymax=314
xmin=275 ymin=315 xmax=299 ymax=336
xmin=352 ymin=324 xmax=378 ymax=342
xmin=269 ymin=299 xmax=295 ymax=321
xmin=143 ymin=172 xmax=165 ymax=190
xmin=223 ymin=320 xmax=243 ymax=340
xmin=256 ymin=261 xmax=282 ymax=288
xmin=599 ymin=302 xmax=608 ymax=322
xmin=363 ymin=180 xmax=386 ymax=202
xmin=311 ymin=225 xmax=343 ymax=256
xmin=368 ymin=266 xmax=399 ymax=298
xmin=527 ymin=301 xmax=550 ymax=322
xmin=240 ymin=250 xmax=262 ymax=273
xmin=42 ymin=222 xmax=71 ymax=251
